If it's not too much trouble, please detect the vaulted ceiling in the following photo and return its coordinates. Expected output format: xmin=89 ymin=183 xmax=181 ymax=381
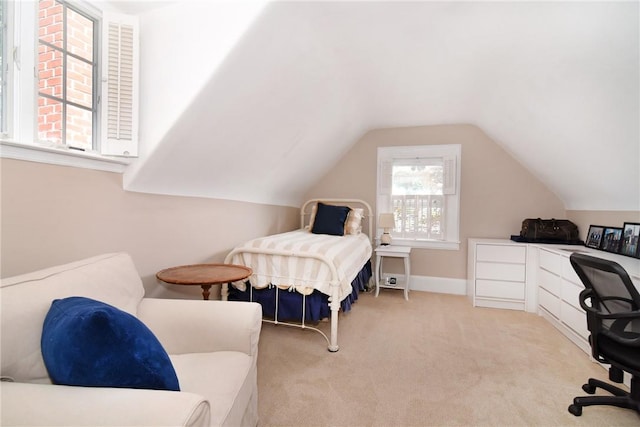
xmin=115 ymin=1 xmax=639 ymax=210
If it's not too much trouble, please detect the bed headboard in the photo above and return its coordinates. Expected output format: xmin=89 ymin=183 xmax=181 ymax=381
xmin=301 ymin=199 xmax=374 ymax=243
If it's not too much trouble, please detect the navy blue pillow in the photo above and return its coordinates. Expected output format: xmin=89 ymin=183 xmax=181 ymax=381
xmin=41 ymin=297 xmax=180 ymax=391
xmin=311 ymin=202 xmax=350 ymax=236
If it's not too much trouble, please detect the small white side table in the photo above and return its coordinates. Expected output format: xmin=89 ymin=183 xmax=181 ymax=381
xmin=375 ymin=246 xmax=412 ymax=300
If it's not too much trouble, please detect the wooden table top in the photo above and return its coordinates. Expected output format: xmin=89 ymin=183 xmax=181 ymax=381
xmin=156 ymin=263 xmax=252 ymax=286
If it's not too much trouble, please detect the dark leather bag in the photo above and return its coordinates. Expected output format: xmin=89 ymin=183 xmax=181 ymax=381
xmin=520 ymin=218 xmax=580 ymax=243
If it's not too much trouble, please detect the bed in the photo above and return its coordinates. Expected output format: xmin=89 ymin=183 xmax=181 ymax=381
xmin=223 ymin=199 xmax=374 ymax=352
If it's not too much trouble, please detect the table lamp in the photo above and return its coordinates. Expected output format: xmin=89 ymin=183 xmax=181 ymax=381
xmin=378 ymin=213 xmax=395 ymax=246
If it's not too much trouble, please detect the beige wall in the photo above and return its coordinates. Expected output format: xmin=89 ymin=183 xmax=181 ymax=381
xmin=4 ymin=130 xmax=637 ymax=297
xmin=0 ymin=159 xmax=298 ymax=299
xmin=567 ymin=210 xmax=640 ymax=241
xmin=304 ymin=124 xmax=567 ymax=280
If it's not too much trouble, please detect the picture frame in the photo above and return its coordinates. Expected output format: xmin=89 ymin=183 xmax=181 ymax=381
xmin=620 ymin=222 xmax=640 ymax=258
xmin=585 ymin=225 xmax=605 ymax=249
xmin=601 ymin=227 xmax=623 ymax=253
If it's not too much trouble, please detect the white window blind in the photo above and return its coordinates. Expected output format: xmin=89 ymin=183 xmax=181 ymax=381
xmin=101 ymin=13 xmax=138 ymax=157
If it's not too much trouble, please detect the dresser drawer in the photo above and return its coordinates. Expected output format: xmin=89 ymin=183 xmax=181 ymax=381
xmin=539 ymin=287 xmax=560 ymax=318
xmin=562 ymin=258 xmax=582 ymax=286
xmin=561 ymin=279 xmax=583 ymax=310
xmin=561 ymin=301 xmax=589 ymax=341
xmin=538 ymin=267 xmax=561 ymax=296
xmin=476 ymin=279 xmax=525 ymax=300
xmin=539 ymin=249 xmax=562 ymax=275
xmin=476 ymin=262 xmax=525 ymax=282
xmin=477 ymin=244 xmax=526 ymax=263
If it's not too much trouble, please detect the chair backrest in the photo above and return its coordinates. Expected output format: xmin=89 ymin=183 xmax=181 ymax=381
xmin=570 ymin=253 xmax=640 ymax=313
xmin=569 ymin=253 xmax=640 ymax=353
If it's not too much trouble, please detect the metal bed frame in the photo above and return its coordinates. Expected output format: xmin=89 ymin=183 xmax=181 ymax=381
xmin=223 ymin=198 xmax=373 ymax=352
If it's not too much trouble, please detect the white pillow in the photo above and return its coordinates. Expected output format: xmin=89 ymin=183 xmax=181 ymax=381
xmin=344 ymin=208 xmax=364 ymax=235
xmin=307 ymin=204 xmax=317 ymax=230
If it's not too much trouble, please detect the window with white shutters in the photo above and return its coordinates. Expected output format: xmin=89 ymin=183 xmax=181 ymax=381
xmin=377 ymin=144 xmax=461 ymax=250
xmin=0 ymin=0 xmax=138 ymax=171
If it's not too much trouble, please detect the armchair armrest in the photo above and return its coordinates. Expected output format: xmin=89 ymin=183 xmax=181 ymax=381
xmin=1 ymin=382 xmax=210 ymax=427
xmin=137 ymin=299 xmax=262 ymax=356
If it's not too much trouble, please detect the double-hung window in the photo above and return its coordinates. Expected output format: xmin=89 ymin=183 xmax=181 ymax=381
xmin=377 ymin=144 xmax=461 ymax=250
xmin=0 ymin=0 xmax=138 ymax=171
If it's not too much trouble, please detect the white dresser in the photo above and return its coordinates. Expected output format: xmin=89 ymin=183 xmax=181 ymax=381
xmin=468 ymin=238 xmax=640 ymax=355
xmin=536 ymin=245 xmax=640 ymax=355
xmin=467 ymin=239 xmax=532 ymax=311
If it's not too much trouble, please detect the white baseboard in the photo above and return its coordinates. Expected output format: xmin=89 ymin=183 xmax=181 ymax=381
xmin=380 ymin=273 xmax=467 ymax=296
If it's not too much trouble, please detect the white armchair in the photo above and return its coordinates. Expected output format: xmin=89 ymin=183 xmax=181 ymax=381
xmin=0 ymin=253 xmax=262 ymax=427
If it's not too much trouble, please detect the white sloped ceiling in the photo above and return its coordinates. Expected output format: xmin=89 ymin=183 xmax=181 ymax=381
xmin=123 ymin=1 xmax=639 ymax=210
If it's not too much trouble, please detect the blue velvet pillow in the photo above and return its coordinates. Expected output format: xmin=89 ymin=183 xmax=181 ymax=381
xmin=41 ymin=297 xmax=180 ymax=391
xmin=311 ymin=202 xmax=350 ymax=236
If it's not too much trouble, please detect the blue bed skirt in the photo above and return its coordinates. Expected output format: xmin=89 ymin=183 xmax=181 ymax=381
xmin=227 ymin=260 xmax=372 ymax=322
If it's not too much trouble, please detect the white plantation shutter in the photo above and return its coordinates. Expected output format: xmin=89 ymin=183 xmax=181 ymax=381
xmin=101 ymin=13 xmax=139 ymax=157
xmin=377 ymin=158 xmax=393 ymax=233
xmin=442 ymin=154 xmax=457 ymax=195
xmin=378 ymin=159 xmax=393 ymax=196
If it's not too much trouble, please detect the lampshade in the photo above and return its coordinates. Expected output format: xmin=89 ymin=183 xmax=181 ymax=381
xmin=378 ymin=213 xmax=395 ymax=229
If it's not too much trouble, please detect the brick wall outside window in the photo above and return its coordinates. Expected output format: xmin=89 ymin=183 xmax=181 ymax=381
xmin=38 ymin=0 xmax=94 ymax=148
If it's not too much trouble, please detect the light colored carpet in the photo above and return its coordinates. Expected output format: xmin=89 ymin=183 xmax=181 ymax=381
xmin=256 ymin=290 xmax=640 ymax=426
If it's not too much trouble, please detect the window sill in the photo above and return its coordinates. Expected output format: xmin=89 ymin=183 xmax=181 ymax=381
xmin=0 ymin=140 xmax=132 ymax=173
xmin=375 ymin=237 xmax=460 ymax=251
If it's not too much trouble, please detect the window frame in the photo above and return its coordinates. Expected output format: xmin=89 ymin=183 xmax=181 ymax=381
xmin=0 ymin=0 xmax=11 ymax=137
xmin=377 ymin=144 xmax=462 ymax=250
xmin=0 ymin=0 xmax=136 ymax=173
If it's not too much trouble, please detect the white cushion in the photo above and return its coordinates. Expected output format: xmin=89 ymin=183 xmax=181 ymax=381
xmin=0 ymin=253 xmax=145 ymax=383
xmin=170 ymin=352 xmax=255 ymax=427
xmin=0 ymin=382 xmax=210 ymax=427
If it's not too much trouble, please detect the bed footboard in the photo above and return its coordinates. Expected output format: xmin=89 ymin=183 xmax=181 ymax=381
xmin=223 ymin=247 xmax=343 ymax=352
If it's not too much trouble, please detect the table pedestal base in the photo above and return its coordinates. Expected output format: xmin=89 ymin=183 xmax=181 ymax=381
xmin=201 ymin=284 xmax=212 ymax=300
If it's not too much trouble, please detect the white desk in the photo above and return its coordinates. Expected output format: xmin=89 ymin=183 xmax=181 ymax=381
xmin=375 ymin=246 xmax=412 ymax=300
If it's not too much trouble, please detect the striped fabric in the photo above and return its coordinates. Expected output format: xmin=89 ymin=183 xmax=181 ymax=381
xmin=228 ymin=230 xmax=372 ymax=302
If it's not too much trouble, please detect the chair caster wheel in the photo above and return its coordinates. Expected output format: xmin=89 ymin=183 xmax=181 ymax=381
xmin=582 ymin=383 xmax=596 ymax=394
xmin=568 ymin=404 xmax=582 ymax=416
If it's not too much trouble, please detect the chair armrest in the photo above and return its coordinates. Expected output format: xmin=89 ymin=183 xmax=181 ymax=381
xmin=137 ymin=298 xmax=262 ymax=356
xmin=580 ymin=290 xmax=640 ymax=320
xmin=0 ymin=382 xmax=210 ymax=427
xmin=582 ymin=304 xmax=640 ymax=321
xmin=580 ymin=289 xmax=640 ymax=347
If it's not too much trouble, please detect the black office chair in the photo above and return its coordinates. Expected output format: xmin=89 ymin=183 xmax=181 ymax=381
xmin=568 ymin=253 xmax=640 ymax=416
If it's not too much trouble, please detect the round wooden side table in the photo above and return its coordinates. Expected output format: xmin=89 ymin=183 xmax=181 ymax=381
xmin=156 ymin=263 xmax=252 ymax=300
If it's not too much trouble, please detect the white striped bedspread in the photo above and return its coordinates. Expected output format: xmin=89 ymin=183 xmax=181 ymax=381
xmin=227 ymin=229 xmax=372 ymax=302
